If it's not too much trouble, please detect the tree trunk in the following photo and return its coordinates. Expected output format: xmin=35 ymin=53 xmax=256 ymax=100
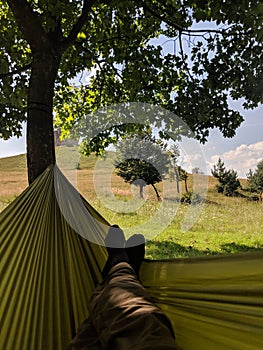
xmin=27 ymin=52 xmax=61 ymax=184
xmin=139 ymin=183 xmax=144 ymax=199
xmin=176 ymin=179 xmax=180 ymax=193
xmin=151 ymin=184 xmax=161 ymax=201
xmin=184 ymin=179 xmax=189 ymax=193
xmin=175 ymin=168 xmax=180 ymax=193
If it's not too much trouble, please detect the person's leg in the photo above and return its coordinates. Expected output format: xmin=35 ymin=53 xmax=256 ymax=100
xmin=101 ymin=225 xmax=129 ymax=279
xmin=70 ymin=226 xmax=178 ymax=350
xmin=69 ymin=225 xmax=127 ymax=350
xmin=125 ymin=234 xmax=145 ymax=276
xmin=68 ymin=318 xmax=102 ymax=350
xmin=88 ymin=262 xmax=178 ymax=350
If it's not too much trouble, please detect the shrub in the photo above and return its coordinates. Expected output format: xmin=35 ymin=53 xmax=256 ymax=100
xmin=212 ymin=158 xmax=240 ymax=196
xmin=180 ymin=192 xmax=203 ymax=204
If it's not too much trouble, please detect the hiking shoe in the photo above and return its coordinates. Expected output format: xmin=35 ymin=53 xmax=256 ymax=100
xmin=125 ymin=234 xmax=145 ymax=276
xmin=102 ymin=225 xmax=129 ymax=278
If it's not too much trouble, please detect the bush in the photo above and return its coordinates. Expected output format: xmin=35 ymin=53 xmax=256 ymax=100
xmin=247 ymin=160 xmax=263 ymax=202
xmin=180 ymin=192 xmax=203 ymax=204
xmin=212 ymin=158 xmax=240 ymax=196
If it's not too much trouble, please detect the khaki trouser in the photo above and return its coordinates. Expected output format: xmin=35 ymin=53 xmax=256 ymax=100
xmin=69 ymin=262 xmax=178 ymax=350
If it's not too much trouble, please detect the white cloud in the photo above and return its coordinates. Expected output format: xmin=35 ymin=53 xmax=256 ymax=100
xmin=208 ymin=141 xmax=263 ymax=178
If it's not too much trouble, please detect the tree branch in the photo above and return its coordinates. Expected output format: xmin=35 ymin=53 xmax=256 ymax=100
xmin=0 ymin=63 xmax=32 ymax=79
xmin=62 ymin=0 xmax=99 ymax=48
xmin=97 ymin=34 xmax=131 ymax=45
xmin=6 ymin=0 xmax=47 ymax=52
xmin=178 ymin=31 xmax=193 ymax=82
xmin=141 ymin=0 xmax=228 ymax=36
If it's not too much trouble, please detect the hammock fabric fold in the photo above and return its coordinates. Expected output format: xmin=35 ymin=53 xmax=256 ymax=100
xmin=0 ymin=165 xmax=262 ymax=350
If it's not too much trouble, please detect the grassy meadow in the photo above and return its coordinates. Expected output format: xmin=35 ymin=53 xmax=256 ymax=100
xmin=1 ymin=148 xmax=262 ymax=259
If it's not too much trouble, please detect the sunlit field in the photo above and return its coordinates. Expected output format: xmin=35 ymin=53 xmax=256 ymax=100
xmin=1 ymin=150 xmax=262 ymax=259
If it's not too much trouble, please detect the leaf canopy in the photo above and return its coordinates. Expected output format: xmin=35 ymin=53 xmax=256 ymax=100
xmin=115 ymin=135 xmax=170 ymax=187
xmin=1 ymin=0 xmax=262 ymax=148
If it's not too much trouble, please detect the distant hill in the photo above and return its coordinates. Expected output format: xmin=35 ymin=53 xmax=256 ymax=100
xmin=0 ymin=154 xmax=27 ymax=172
xmin=0 ymin=149 xmax=251 ymax=206
xmin=0 ymin=147 xmax=101 ymax=172
xmin=0 ymin=149 xmax=249 ymax=186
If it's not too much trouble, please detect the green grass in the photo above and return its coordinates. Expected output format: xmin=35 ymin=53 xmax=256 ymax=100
xmin=1 ymin=150 xmax=263 ymax=259
xmin=89 ymin=195 xmax=263 ymax=259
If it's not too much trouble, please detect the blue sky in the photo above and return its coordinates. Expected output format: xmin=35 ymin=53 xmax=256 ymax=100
xmin=202 ymin=101 xmax=263 ymax=177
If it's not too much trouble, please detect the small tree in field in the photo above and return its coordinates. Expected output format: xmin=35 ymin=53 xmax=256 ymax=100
xmin=178 ymin=167 xmax=189 ymax=194
xmin=222 ymin=170 xmax=241 ymax=196
xmin=247 ymin=159 xmax=263 ymax=201
xmin=212 ymin=158 xmax=240 ymax=196
xmin=166 ymin=144 xmax=180 ymax=192
xmin=192 ymin=167 xmax=204 ymax=174
xmin=115 ymin=136 xmax=170 ymax=201
xmin=211 ymin=158 xmax=226 ymax=193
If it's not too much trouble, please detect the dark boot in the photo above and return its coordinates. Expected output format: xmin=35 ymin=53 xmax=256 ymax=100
xmin=102 ymin=225 xmax=129 ymax=278
xmin=125 ymin=234 xmax=145 ymax=276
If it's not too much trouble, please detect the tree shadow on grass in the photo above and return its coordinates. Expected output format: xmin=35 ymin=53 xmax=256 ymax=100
xmin=145 ymin=240 xmax=263 ymax=259
xmin=146 ymin=240 xmax=214 ymax=259
xmin=220 ymin=242 xmax=263 ymax=254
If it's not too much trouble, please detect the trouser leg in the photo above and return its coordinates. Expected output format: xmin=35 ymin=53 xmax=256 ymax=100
xmin=88 ymin=262 xmax=178 ymax=350
xmin=68 ymin=318 xmax=102 ymax=350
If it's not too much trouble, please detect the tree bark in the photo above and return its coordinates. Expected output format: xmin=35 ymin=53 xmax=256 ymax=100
xmin=139 ymin=183 xmax=144 ymax=199
xmin=27 ymin=51 xmax=61 ymax=184
xmin=151 ymin=184 xmax=161 ymax=201
xmin=6 ymin=0 xmax=95 ymax=184
xmin=176 ymin=179 xmax=180 ymax=193
xmin=175 ymin=168 xmax=180 ymax=193
xmin=184 ymin=179 xmax=189 ymax=193
xmin=6 ymin=0 xmax=62 ymax=184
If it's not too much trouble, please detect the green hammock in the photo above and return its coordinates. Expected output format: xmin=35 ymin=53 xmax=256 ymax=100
xmin=0 ymin=166 xmax=262 ymax=350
